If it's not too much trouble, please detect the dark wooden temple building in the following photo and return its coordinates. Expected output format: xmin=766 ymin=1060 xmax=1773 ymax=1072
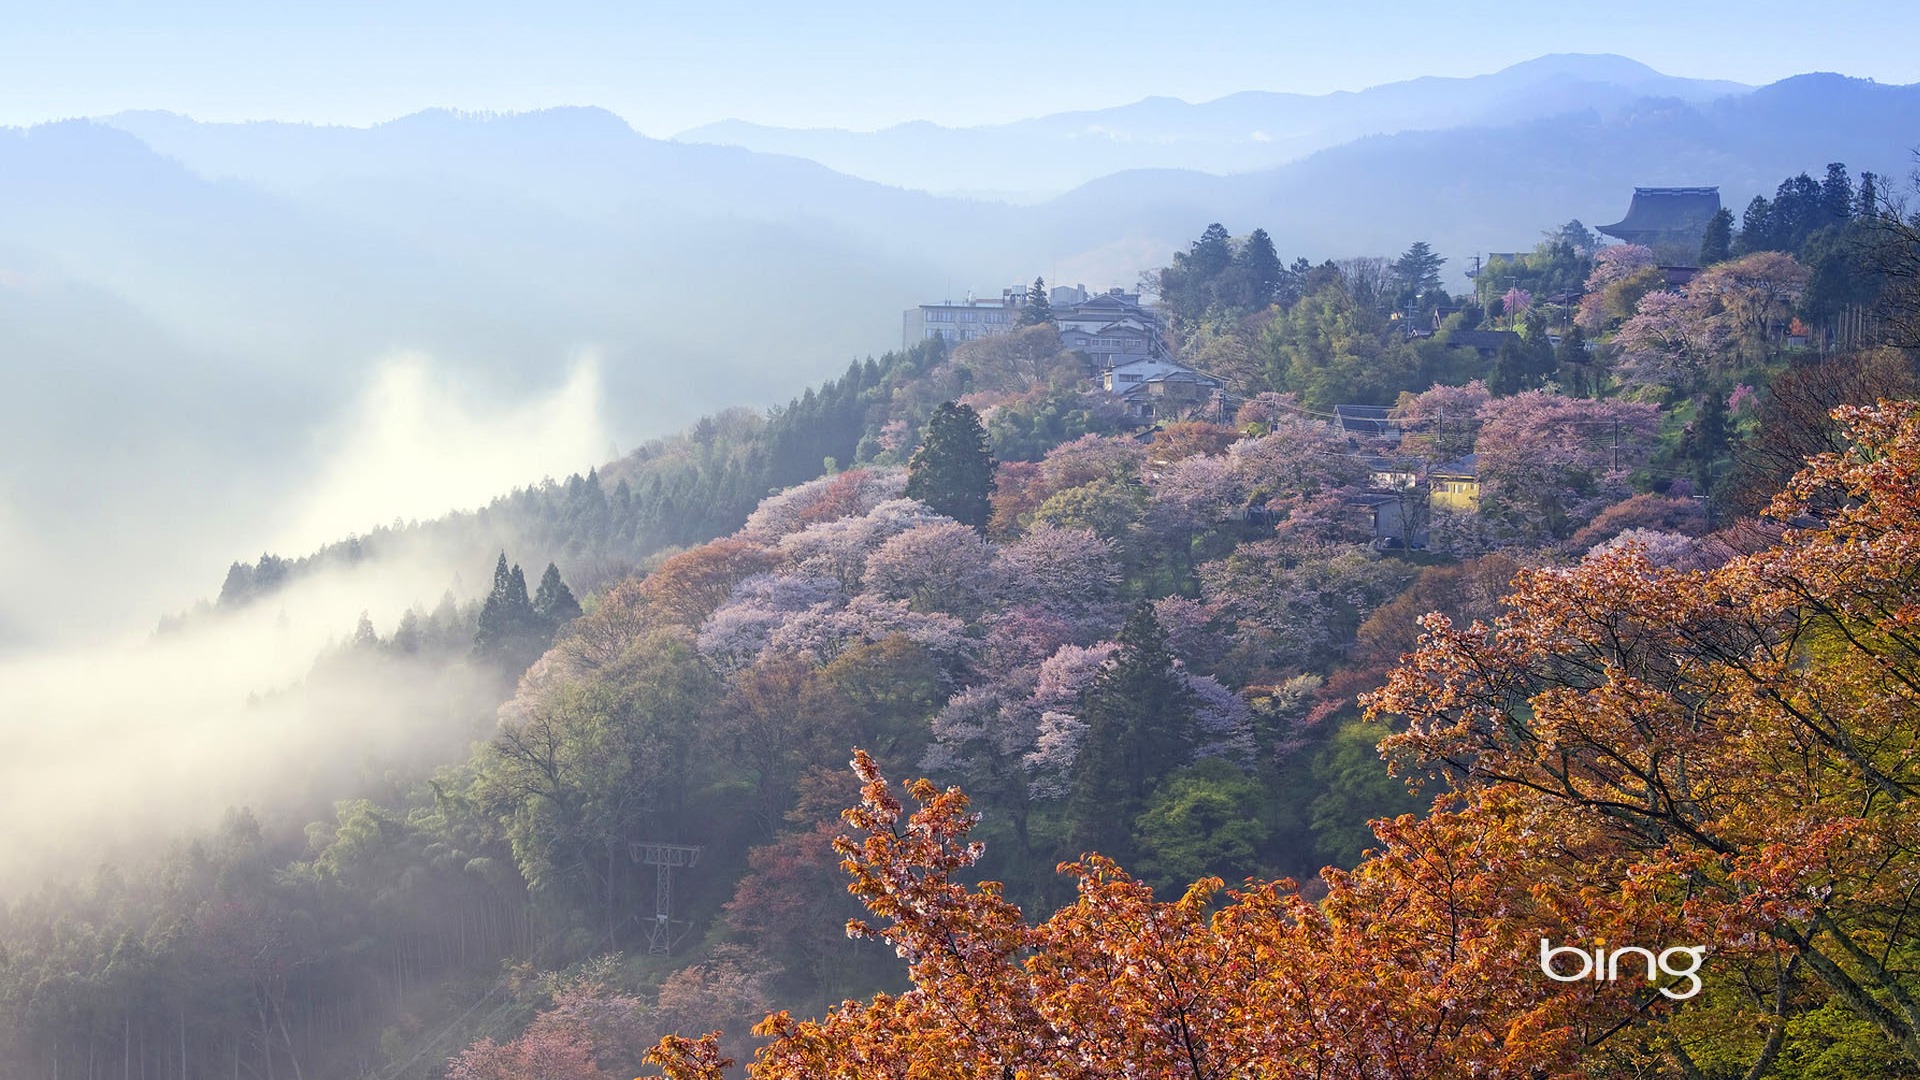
xmin=1597 ymin=187 xmax=1721 ymax=257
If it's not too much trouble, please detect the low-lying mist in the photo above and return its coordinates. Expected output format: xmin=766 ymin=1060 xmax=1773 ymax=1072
xmin=0 ymin=354 xmax=615 ymax=891
xmin=271 ymin=353 xmax=609 ymax=555
xmin=0 ymin=556 xmax=493 ymax=890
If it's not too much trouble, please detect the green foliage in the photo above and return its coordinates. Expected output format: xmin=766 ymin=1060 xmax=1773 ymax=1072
xmin=1029 ymin=476 xmax=1147 ymax=541
xmin=1473 ymin=221 xmax=1595 ymax=307
xmin=1132 ymin=758 xmax=1269 ymax=890
xmin=1018 ymin=276 xmax=1054 ymax=326
xmin=1488 ymin=313 xmax=1556 ymax=395
xmin=1306 ymin=719 xmax=1424 ymax=868
xmin=904 ymin=402 xmax=996 ymax=530
xmin=533 ymin=562 xmax=583 ymax=628
xmin=1069 ymin=603 xmax=1197 ymax=864
xmin=1391 ymin=240 xmax=1446 ymax=310
xmin=1735 ymin=164 xmax=1860 ymax=259
xmin=985 ymin=386 xmax=1129 ymax=462
xmin=1159 ymin=223 xmax=1302 ymax=349
xmin=475 ymin=554 xmax=547 ymax=672
xmin=477 ymin=627 xmax=716 ymax=912
xmin=1252 ymin=278 xmax=1417 ymax=408
xmin=1772 ymin=1000 xmax=1920 ymax=1079
xmin=1699 ymin=207 xmax=1734 ymax=266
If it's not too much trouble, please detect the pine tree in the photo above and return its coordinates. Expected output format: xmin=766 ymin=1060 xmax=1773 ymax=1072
xmin=1190 ymin=223 xmax=1234 ymax=278
xmin=1392 ymin=241 xmax=1446 ymax=299
xmin=393 ymin=608 xmax=423 ymax=654
xmin=1736 ymin=195 xmax=1774 ymax=255
xmin=1239 ymin=228 xmax=1284 ymax=309
xmin=904 ymin=402 xmax=996 ymax=531
xmin=1019 ymin=277 xmax=1055 ymax=326
xmin=1069 ymin=603 xmax=1197 ymax=863
xmin=1858 ymin=171 xmax=1880 ymax=218
xmin=533 ymin=562 xmax=583 ymax=629
xmin=1699 ymin=208 xmax=1734 ymax=266
xmin=474 ymin=552 xmax=541 ymax=669
xmin=1820 ymin=163 xmax=1854 ymax=228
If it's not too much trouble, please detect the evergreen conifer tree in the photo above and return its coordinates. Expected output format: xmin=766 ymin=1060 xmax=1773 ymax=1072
xmin=1699 ymin=208 xmax=1734 ymax=266
xmin=533 ymin=563 xmax=583 ymax=629
xmin=1019 ymin=277 xmax=1054 ymax=326
xmin=1858 ymin=171 xmax=1880 ymax=218
xmin=1820 ymin=162 xmax=1855 ymax=228
xmin=1239 ymin=228 xmax=1284 ymax=309
xmin=904 ymin=402 xmax=996 ymax=531
xmin=474 ymin=553 xmax=542 ymax=669
xmin=1392 ymin=241 xmax=1446 ymax=299
xmin=1069 ymin=603 xmax=1196 ymax=863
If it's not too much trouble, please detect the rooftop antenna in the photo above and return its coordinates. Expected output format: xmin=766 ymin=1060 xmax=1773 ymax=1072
xmin=630 ymin=841 xmax=702 ymax=955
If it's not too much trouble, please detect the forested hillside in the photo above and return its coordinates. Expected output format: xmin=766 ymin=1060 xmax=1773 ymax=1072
xmin=6 ymin=163 xmax=1920 ymax=1079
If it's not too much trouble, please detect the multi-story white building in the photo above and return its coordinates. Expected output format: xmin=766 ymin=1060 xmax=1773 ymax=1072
xmin=902 ymin=288 xmax=1025 ymax=348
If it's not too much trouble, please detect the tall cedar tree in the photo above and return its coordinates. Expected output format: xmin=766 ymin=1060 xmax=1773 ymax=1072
xmin=1019 ymin=276 xmax=1054 ymax=326
xmin=1068 ymin=602 xmax=1195 ymax=863
xmin=474 ymin=553 xmax=544 ymax=669
xmin=1238 ymin=228 xmax=1283 ymax=309
xmin=1698 ymin=208 xmax=1734 ymax=266
xmin=532 ymin=562 xmax=583 ymax=628
xmin=905 ymin=402 xmax=996 ymax=531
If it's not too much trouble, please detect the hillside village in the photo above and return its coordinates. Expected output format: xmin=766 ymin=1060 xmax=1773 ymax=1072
xmin=897 ymin=184 xmax=1776 ymax=550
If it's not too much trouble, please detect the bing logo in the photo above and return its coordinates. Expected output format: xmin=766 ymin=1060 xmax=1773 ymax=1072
xmin=1539 ymin=938 xmax=1705 ymax=1000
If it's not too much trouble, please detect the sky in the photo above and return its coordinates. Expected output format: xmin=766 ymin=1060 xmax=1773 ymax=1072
xmin=4 ymin=0 xmax=1919 ymax=134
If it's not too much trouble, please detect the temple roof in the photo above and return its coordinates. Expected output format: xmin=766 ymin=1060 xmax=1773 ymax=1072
xmin=1598 ymin=187 xmax=1721 ymax=240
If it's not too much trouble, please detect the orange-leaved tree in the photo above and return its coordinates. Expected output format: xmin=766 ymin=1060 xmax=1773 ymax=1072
xmin=647 ymin=750 xmax=1647 ymax=1079
xmin=1371 ymin=398 xmax=1920 ymax=1073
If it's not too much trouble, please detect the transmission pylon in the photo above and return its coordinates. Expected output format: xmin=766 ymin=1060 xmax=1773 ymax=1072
xmin=630 ymin=842 xmax=702 ymax=954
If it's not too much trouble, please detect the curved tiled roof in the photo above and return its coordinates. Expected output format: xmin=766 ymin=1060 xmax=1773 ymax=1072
xmin=1599 ymin=187 xmax=1721 ymax=240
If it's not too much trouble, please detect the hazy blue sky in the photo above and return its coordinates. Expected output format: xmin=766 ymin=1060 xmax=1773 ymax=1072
xmin=4 ymin=0 xmax=1918 ymax=133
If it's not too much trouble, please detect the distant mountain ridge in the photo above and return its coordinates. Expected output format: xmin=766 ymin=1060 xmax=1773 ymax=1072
xmin=6 ymin=56 xmax=1920 ymax=648
xmin=673 ymin=54 xmax=1753 ymax=198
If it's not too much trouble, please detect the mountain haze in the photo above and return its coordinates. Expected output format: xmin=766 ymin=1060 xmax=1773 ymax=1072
xmin=4 ymin=58 xmax=1919 ymax=648
xmin=676 ymin=54 xmax=1752 ymax=198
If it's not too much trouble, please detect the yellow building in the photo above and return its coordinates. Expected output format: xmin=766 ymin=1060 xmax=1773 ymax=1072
xmin=1429 ymin=453 xmax=1480 ymax=512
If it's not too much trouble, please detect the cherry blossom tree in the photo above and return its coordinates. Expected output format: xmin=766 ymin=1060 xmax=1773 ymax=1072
xmin=1038 ymin=433 xmax=1148 ymax=492
xmin=1197 ymin=539 xmax=1415 ymax=677
xmin=1148 ymin=452 xmax=1245 ymax=523
xmin=1500 ymin=285 xmax=1532 ymax=322
xmin=764 ymin=595 xmax=971 ymax=673
xmin=694 ymin=572 xmax=844 ymax=673
xmin=1611 ymin=288 xmax=1728 ymax=395
xmin=993 ymin=524 xmax=1122 ymax=632
xmin=1473 ymin=390 xmax=1661 ymax=541
xmin=861 ymin=520 xmax=995 ymax=616
xmin=776 ymin=498 xmax=946 ymax=590
xmin=740 ymin=468 xmax=907 ymax=542
xmin=1575 ymin=243 xmax=1659 ymax=333
xmin=1391 ymin=380 xmax=1489 ymax=465
xmin=1019 ymin=642 xmax=1121 ymax=799
xmin=1226 ymin=416 xmax=1365 ymax=501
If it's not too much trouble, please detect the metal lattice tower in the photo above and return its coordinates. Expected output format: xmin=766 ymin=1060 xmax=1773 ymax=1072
xmin=630 ymin=842 xmax=702 ymax=954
